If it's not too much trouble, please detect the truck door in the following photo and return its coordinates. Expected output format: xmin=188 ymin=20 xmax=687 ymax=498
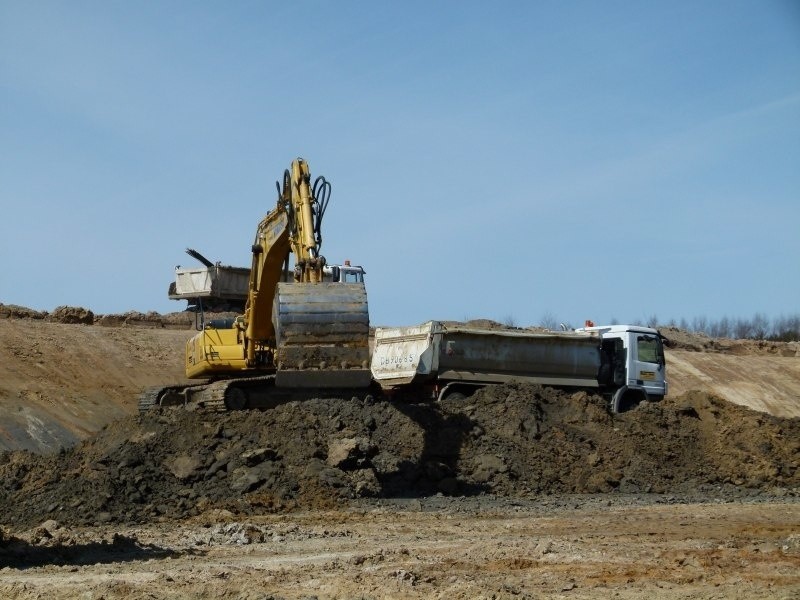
xmin=633 ymin=334 xmax=667 ymax=399
xmin=611 ymin=338 xmax=626 ymax=386
xmin=599 ymin=338 xmax=626 ymax=386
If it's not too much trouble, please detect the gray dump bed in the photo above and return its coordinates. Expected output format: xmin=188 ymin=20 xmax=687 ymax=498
xmin=168 ymin=265 xmax=250 ymax=301
xmin=371 ymin=321 xmax=602 ymax=390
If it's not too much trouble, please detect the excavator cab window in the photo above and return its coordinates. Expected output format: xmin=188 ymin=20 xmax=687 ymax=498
xmin=326 ymin=266 xmax=341 ymax=282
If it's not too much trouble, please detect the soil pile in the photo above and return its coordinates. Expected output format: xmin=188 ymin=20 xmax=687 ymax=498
xmin=1 ymin=384 xmax=797 ymax=529
xmin=660 ymin=326 xmax=799 ymax=356
xmin=0 ymin=303 xmax=220 ymax=330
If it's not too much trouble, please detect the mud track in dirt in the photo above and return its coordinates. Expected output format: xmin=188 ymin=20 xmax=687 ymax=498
xmin=2 ymin=498 xmax=799 ymax=599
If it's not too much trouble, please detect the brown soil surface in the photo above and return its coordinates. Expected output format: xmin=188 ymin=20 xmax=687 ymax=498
xmin=0 ymin=317 xmax=191 ymax=453
xmin=1 ymin=498 xmax=798 ymax=599
xmin=666 ymin=350 xmax=800 ymax=417
xmin=0 ymin=306 xmax=798 ymax=598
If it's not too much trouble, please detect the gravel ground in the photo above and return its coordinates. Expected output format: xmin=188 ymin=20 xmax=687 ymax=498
xmin=1 ymin=495 xmax=799 ymax=599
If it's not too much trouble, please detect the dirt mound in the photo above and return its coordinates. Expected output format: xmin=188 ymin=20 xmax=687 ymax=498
xmin=661 ymin=326 xmax=800 ymax=357
xmin=50 ymin=306 xmax=95 ymax=324
xmin=94 ymin=310 xmax=197 ymax=329
xmin=0 ymin=304 xmax=47 ymax=320
xmin=0 ymin=302 xmax=236 ymax=331
xmin=1 ymin=384 xmax=797 ymax=529
xmin=1 ymin=304 xmax=98 ymax=325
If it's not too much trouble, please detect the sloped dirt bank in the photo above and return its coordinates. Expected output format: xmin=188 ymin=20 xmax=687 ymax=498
xmin=0 ymin=318 xmax=191 ymax=453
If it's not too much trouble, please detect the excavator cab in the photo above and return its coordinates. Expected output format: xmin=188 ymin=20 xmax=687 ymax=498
xmin=339 ymin=264 xmax=365 ymax=283
xmin=322 ymin=262 xmax=365 ymax=284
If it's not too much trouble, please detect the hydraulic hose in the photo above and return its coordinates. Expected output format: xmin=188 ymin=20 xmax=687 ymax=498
xmin=311 ymin=175 xmax=331 ymax=250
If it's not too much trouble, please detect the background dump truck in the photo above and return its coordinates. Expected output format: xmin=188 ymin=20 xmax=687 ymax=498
xmin=168 ymin=249 xmax=366 ymax=315
xmin=371 ymin=321 xmax=668 ymax=412
xmin=169 ymin=257 xmax=251 ymax=313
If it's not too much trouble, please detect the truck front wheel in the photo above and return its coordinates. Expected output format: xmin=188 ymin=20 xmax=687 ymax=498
xmin=612 ymin=387 xmax=646 ymax=413
xmin=439 ymin=384 xmax=484 ymax=402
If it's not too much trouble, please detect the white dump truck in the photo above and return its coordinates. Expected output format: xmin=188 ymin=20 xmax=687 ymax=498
xmin=371 ymin=321 xmax=668 ymax=412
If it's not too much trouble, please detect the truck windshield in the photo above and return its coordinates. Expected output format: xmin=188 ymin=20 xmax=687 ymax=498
xmin=637 ymin=335 xmax=664 ymax=364
xmin=341 ymin=269 xmax=363 ymax=283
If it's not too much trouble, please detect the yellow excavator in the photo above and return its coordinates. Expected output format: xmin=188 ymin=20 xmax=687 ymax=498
xmin=139 ymin=158 xmax=371 ymax=411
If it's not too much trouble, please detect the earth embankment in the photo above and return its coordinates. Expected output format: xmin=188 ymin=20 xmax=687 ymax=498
xmin=1 ymin=382 xmax=798 ymax=529
xmin=0 ymin=310 xmax=193 ymax=453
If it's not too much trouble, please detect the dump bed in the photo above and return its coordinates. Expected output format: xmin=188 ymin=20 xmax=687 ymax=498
xmin=372 ymin=321 xmax=602 ymax=390
xmin=168 ymin=265 xmax=250 ymax=301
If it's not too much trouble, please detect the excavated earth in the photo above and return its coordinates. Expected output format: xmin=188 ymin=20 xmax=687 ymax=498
xmin=0 ymin=305 xmax=799 ymax=599
xmin=1 ymin=384 xmax=798 ymax=530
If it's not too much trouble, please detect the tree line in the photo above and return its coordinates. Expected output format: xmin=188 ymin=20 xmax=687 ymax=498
xmin=660 ymin=313 xmax=800 ymax=342
xmin=537 ymin=312 xmax=800 ymax=342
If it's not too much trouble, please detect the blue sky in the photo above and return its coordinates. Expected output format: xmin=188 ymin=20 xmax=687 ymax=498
xmin=1 ymin=1 xmax=798 ymax=328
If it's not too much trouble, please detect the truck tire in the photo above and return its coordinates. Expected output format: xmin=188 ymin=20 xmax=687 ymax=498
xmin=613 ymin=387 xmax=645 ymax=413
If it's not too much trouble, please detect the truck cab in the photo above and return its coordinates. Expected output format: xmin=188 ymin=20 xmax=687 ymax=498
xmin=576 ymin=324 xmax=668 ymax=412
xmin=323 ymin=261 xmax=365 ymax=284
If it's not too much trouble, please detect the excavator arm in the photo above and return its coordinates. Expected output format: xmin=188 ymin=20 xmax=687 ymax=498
xmin=184 ymin=158 xmax=370 ymax=390
xmin=242 ymin=158 xmax=326 ymax=365
xmin=242 ymin=204 xmax=290 ymax=365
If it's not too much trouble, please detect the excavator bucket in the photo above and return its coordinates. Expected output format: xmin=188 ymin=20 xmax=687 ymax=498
xmin=273 ymin=282 xmax=371 ymax=388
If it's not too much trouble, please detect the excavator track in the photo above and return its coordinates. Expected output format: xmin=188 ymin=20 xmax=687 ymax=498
xmin=137 ymin=384 xmax=202 ymax=413
xmin=137 ymin=375 xmax=373 ymax=414
xmin=137 ymin=387 xmax=161 ymax=413
xmin=137 ymin=378 xmax=270 ymax=414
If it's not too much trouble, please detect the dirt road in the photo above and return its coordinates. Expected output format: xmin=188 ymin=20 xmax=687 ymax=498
xmin=2 ymin=496 xmax=799 ymax=599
